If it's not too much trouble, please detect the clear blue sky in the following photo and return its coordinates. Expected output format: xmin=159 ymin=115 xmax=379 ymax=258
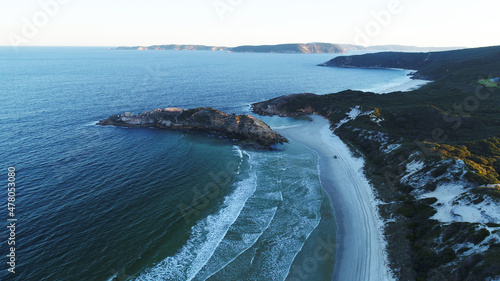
xmin=1 ymin=0 xmax=499 ymax=47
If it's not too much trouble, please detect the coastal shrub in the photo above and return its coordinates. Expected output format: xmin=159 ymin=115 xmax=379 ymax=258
xmin=482 ymin=244 xmax=500 ymax=277
xmin=414 ymin=247 xmax=439 ymax=280
xmin=430 ymin=141 xmax=500 ymax=185
xmin=456 ymin=247 xmax=470 ymax=255
xmin=420 ymin=197 xmax=438 ymax=205
xmin=424 ymin=182 xmax=438 ymax=192
xmin=440 ymin=223 xmax=479 ymax=245
xmin=435 ymin=144 xmax=471 ymax=159
xmin=479 ymin=187 xmax=500 ymax=201
xmin=439 ymin=247 xmax=457 ymax=264
xmin=397 ymin=201 xmax=436 ymax=221
xmin=470 ymin=155 xmax=490 ymax=165
xmin=471 ymin=228 xmax=490 ymax=244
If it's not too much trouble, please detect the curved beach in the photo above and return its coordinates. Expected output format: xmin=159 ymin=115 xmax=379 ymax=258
xmin=276 ymin=115 xmax=393 ymax=281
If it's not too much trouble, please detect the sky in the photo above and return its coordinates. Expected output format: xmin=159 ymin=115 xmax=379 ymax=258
xmin=0 ymin=0 xmax=499 ymax=48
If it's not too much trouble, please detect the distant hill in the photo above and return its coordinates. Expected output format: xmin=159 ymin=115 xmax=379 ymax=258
xmin=367 ymin=45 xmax=462 ymax=52
xmin=228 ymin=43 xmax=347 ymax=53
xmin=114 ymin=43 xmax=460 ymax=54
xmin=319 ymin=45 xmax=500 ymax=80
xmin=115 ymin=44 xmax=228 ymax=51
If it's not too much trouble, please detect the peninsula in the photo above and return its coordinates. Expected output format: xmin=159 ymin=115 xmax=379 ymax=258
xmin=115 ymin=43 xmax=458 ymax=54
xmin=98 ymin=107 xmax=287 ymax=147
xmin=253 ymin=45 xmax=500 ymax=280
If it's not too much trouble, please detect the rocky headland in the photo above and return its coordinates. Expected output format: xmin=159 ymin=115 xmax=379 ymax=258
xmin=98 ymin=107 xmax=287 ymax=147
xmin=318 ymin=45 xmax=500 ymax=80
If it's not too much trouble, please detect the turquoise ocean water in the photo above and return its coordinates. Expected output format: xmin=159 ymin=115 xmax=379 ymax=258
xmin=0 ymin=47 xmax=409 ymax=280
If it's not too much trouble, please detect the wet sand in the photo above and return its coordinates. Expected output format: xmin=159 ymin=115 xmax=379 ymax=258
xmin=378 ymin=78 xmax=430 ymax=94
xmin=276 ymin=115 xmax=393 ymax=281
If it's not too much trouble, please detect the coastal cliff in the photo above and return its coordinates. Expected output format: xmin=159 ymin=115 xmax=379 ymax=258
xmin=98 ymin=107 xmax=287 ymax=147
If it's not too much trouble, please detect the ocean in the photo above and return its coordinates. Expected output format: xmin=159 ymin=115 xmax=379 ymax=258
xmin=0 ymin=47 xmax=410 ymax=281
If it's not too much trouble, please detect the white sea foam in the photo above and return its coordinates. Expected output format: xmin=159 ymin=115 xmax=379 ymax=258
xmin=135 ymin=154 xmax=257 ymax=281
xmin=191 ymin=153 xmax=282 ymax=280
xmin=233 ymin=145 xmax=244 ymax=159
xmin=233 ymin=146 xmax=245 ymax=174
xmin=276 ymin=115 xmax=395 ymax=281
xmin=106 ymin=273 xmax=118 ymax=281
xmin=359 ymin=70 xmax=430 ymax=94
xmin=84 ymin=120 xmax=99 ymax=126
xmin=136 ymin=138 xmax=324 ymax=281
xmin=193 ymin=148 xmax=323 ymax=281
xmin=270 ymin=124 xmax=305 ymax=130
xmin=194 ymin=204 xmax=279 ymax=280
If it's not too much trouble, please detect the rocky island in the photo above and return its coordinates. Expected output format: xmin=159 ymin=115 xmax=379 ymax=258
xmin=98 ymin=107 xmax=287 ymax=147
xmin=252 ymin=46 xmax=500 ymax=280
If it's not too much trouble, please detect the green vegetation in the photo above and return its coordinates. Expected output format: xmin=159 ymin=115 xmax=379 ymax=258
xmin=478 ymin=79 xmax=500 ymax=88
xmin=321 ymin=46 xmax=500 ymax=82
xmin=257 ymin=82 xmax=500 ymax=184
xmin=434 ymin=139 xmax=500 ymax=185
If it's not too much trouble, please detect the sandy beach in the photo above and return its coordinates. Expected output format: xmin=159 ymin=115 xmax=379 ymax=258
xmin=276 ymin=115 xmax=394 ymax=281
xmin=377 ymin=78 xmax=430 ymax=94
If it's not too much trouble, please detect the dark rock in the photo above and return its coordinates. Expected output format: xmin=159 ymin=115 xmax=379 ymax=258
xmin=251 ymin=93 xmax=319 ymax=116
xmin=97 ymin=107 xmax=287 ymax=148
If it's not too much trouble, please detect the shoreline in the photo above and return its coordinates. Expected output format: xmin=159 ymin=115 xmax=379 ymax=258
xmin=356 ymin=69 xmax=431 ymax=94
xmin=377 ymin=78 xmax=430 ymax=94
xmin=275 ymin=115 xmax=393 ymax=281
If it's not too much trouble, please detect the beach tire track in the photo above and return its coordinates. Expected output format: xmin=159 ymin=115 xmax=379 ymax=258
xmin=275 ymin=115 xmax=393 ymax=281
xmin=337 ymin=154 xmax=371 ymax=280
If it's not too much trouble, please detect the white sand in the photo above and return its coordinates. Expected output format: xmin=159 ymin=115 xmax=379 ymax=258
xmin=276 ymin=115 xmax=393 ymax=281
xmin=420 ymin=182 xmax=500 ymax=224
xmin=377 ymin=78 xmax=430 ymax=94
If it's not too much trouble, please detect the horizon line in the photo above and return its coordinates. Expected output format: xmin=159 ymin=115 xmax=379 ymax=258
xmin=1 ymin=43 xmax=489 ymax=49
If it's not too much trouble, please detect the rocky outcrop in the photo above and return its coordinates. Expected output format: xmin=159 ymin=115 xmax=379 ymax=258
xmin=251 ymin=93 xmax=320 ymax=116
xmin=98 ymin=107 xmax=287 ymax=147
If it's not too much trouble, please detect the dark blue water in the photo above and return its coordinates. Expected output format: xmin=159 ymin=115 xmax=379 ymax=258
xmin=0 ymin=47 xmax=408 ymax=280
